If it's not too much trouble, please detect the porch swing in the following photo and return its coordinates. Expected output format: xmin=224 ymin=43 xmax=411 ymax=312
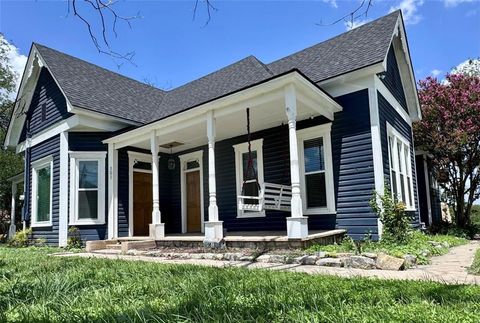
xmin=237 ymin=108 xmax=292 ymax=212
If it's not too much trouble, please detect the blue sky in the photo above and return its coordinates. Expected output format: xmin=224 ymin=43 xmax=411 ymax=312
xmin=0 ymin=0 xmax=479 ymax=90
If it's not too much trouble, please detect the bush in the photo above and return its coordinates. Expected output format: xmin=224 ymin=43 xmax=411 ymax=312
xmin=67 ymin=226 xmax=82 ymax=249
xmin=8 ymin=228 xmax=32 ymax=247
xmin=429 ymin=222 xmax=478 ymax=239
xmin=370 ymin=187 xmax=412 ymax=244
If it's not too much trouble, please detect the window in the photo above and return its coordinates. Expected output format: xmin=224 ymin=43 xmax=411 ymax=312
xmin=69 ymin=152 xmax=106 ymax=225
xmin=297 ymin=124 xmax=335 ymax=214
xmin=31 ymin=156 xmax=53 ymax=227
xmin=387 ymin=124 xmax=415 ymax=209
xmin=233 ymin=139 xmax=264 ymax=218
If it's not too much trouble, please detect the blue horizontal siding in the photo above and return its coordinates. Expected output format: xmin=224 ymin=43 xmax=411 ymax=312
xmin=381 ymin=46 xmax=408 ymax=113
xmin=20 ymin=67 xmax=72 ymax=142
xmin=27 ymin=135 xmax=60 ymax=245
xmin=67 ymin=132 xmax=110 ymax=241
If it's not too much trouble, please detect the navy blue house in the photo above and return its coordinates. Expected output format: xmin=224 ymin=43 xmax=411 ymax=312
xmin=4 ymin=11 xmax=426 ymax=246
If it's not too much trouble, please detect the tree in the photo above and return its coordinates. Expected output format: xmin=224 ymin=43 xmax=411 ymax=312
xmin=452 ymin=58 xmax=480 ymax=78
xmin=0 ymin=35 xmax=24 ymax=216
xmin=413 ymin=73 xmax=480 ymax=228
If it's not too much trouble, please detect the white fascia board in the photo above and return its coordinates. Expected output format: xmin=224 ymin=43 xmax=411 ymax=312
xmin=70 ymin=105 xmax=142 ymax=126
xmin=16 ymin=114 xmax=128 ymax=153
xmin=374 ymin=76 xmax=412 ymax=126
xmin=105 ymin=71 xmax=341 ymax=146
xmin=318 ymin=62 xmax=385 ymax=88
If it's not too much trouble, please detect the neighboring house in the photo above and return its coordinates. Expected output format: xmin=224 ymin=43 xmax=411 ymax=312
xmin=4 ymin=11 xmax=423 ymax=246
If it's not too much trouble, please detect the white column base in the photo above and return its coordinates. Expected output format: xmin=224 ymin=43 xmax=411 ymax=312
xmin=8 ymin=224 xmax=16 ymax=239
xmin=203 ymin=221 xmax=224 ymax=247
xmin=149 ymin=223 xmax=165 ymax=239
xmin=286 ymin=216 xmax=308 ymax=239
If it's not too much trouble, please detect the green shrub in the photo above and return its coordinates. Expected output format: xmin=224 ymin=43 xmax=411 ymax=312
xmin=370 ymin=187 xmax=412 ymax=244
xmin=34 ymin=237 xmax=47 ymax=247
xmin=67 ymin=226 xmax=82 ymax=249
xmin=429 ymin=222 xmax=478 ymax=239
xmin=8 ymin=228 xmax=32 ymax=247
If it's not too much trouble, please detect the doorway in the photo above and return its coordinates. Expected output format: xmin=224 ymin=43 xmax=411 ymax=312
xmin=180 ymin=151 xmax=204 ymax=233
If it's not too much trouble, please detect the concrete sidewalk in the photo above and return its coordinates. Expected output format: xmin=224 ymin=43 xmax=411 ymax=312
xmin=55 ymin=241 xmax=480 ymax=285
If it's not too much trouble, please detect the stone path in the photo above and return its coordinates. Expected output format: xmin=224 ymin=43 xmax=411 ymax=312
xmin=55 ymin=241 xmax=480 ymax=285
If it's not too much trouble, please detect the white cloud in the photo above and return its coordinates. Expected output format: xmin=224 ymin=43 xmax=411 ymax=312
xmin=344 ymin=18 xmax=371 ymax=30
xmin=431 ymin=69 xmax=443 ymax=77
xmin=322 ymin=0 xmax=338 ymax=9
xmin=389 ymin=0 xmax=425 ymax=25
xmin=0 ymin=35 xmax=28 ymax=99
xmin=444 ymin=0 xmax=475 ymax=8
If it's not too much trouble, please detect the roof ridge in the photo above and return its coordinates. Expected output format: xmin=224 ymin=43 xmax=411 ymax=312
xmin=163 ymin=55 xmax=266 ymax=92
xmin=33 ymin=42 xmax=166 ymax=94
xmin=267 ymin=10 xmax=400 ymax=66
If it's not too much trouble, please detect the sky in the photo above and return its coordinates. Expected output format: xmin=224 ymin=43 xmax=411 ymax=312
xmin=0 ymin=0 xmax=479 ymax=92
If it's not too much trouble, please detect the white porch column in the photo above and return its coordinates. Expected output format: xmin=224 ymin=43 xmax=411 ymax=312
xmin=107 ymin=143 xmax=118 ymax=239
xmin=149 ymin=131 xmax=165 ymax=239
xmin=204 ymin=111 xmax=224 ymax=244
xmin=8 ymin=181 xmax=17 ymax=239
xmin=285 ymin=84 xmax=308 ymax=239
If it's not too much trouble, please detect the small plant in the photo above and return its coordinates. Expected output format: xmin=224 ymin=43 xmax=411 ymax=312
xmin=370 ymin=187 xmax=412 ymax=244
xmin=67 ymin=226 xmax=82 ymax=249
xmin=34 ymin=238 xmax=47 ymax=247
xmin=8 ymin=228 xmax=33 ymax=247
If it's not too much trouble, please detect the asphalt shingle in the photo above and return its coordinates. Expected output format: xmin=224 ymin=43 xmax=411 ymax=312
xmin=34 ymin=11 xmax=400 ymax=124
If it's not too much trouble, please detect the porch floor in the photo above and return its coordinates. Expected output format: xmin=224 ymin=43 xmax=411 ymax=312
xmin=115 ymin=229 xmax=346 ymax=249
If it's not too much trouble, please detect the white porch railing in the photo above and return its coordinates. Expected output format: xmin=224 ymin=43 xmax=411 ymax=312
xmin=238 ymin=182 xmax=292 ymax=212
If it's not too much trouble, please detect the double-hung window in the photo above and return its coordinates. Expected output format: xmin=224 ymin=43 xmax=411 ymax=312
xmin=69 ymin=152 xmax=106 ymax=225
xmin=233 ymin=139 xmax=264 ymax=218
xmin=297 ymin=124 xmax=336 ymax=214
xmin=31 ymin=156 xmax=53 ymax=227
xmin=387 ymin=123 xmax=415 ymax=209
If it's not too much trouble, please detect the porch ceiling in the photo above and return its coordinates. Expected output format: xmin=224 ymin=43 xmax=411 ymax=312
xmin=129 ymin=94 xmax=320 ymax=154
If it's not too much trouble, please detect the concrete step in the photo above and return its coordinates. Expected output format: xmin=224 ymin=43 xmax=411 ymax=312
xmin=90 ymin=249 xmax=121 ymax=255
xmin=105 ymin=244 xmax=122 ymax=250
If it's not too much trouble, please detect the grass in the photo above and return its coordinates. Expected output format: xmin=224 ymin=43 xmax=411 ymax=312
xmin=1 ymin=247 xmax=480 ymax=322
xmin=306 ymin=231 xmax=468 ymax=265
xmin=469 ymin=248 xmax=480 ymax=276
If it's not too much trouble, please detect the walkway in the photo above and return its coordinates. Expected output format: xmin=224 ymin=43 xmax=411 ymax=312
xmin=55 ymin=241 xmax=480 ymax=285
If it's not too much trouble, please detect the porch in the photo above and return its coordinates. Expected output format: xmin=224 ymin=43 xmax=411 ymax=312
xmin=105 ymin=229 xmax=346 ymax=250
xmin=103 ymin=71 xmax=343 ymax=243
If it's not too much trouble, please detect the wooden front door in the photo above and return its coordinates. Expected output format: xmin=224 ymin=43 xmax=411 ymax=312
xmin=133 ymin=172 xmax=152 ymax=236
xmin=186 ymin=170 xmax=201 ymax=232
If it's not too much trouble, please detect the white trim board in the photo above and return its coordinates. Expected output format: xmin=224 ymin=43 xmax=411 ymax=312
xmin=296 ymin=123 xmax=336 ymax=215
xmin=31 ymin=155 xmax=54 ymax=228
xmin=58 ymin=132 xmax=68 ymax=246
xmin=69 ymin=151 xmax=107 ymax=226
xmin=179 ymin=150 xmax=205 ymax=233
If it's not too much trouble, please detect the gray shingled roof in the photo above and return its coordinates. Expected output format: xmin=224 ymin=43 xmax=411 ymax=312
xmin=268 ymin=10 xmax=400 ymax=82
xmin=35 ymin=11 xmax=400 ymax=125
xmin=35 ymin=44 xmax=166 ymax=124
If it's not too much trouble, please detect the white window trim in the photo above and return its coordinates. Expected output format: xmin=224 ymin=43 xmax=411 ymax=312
xmin=127 ymin=151 xmax=153 ymax=236
xmin=69 ymin=151 xmax=107 ymax=225
xmin=386 ymin=123 xmax=415 ymax=210
xmin=31 ymin=156 xmax=54 ymax=227
xmin=179 ymin=150 xmax=205 ymax=233
xmin=297 ymin=123 xmax=336 ymax=215
xmin=233 ymin=139 xmax=265 ymax=218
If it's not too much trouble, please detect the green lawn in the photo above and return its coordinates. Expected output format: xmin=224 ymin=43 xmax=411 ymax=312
xmin=0 ymin=247 xmax=479 ymax=322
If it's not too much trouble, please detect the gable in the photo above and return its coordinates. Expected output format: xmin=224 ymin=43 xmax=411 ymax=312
xmin=381 ymin=45 xmax=408 ymax=113
xmin=19 ymin=67 xmax=73 ymax=142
